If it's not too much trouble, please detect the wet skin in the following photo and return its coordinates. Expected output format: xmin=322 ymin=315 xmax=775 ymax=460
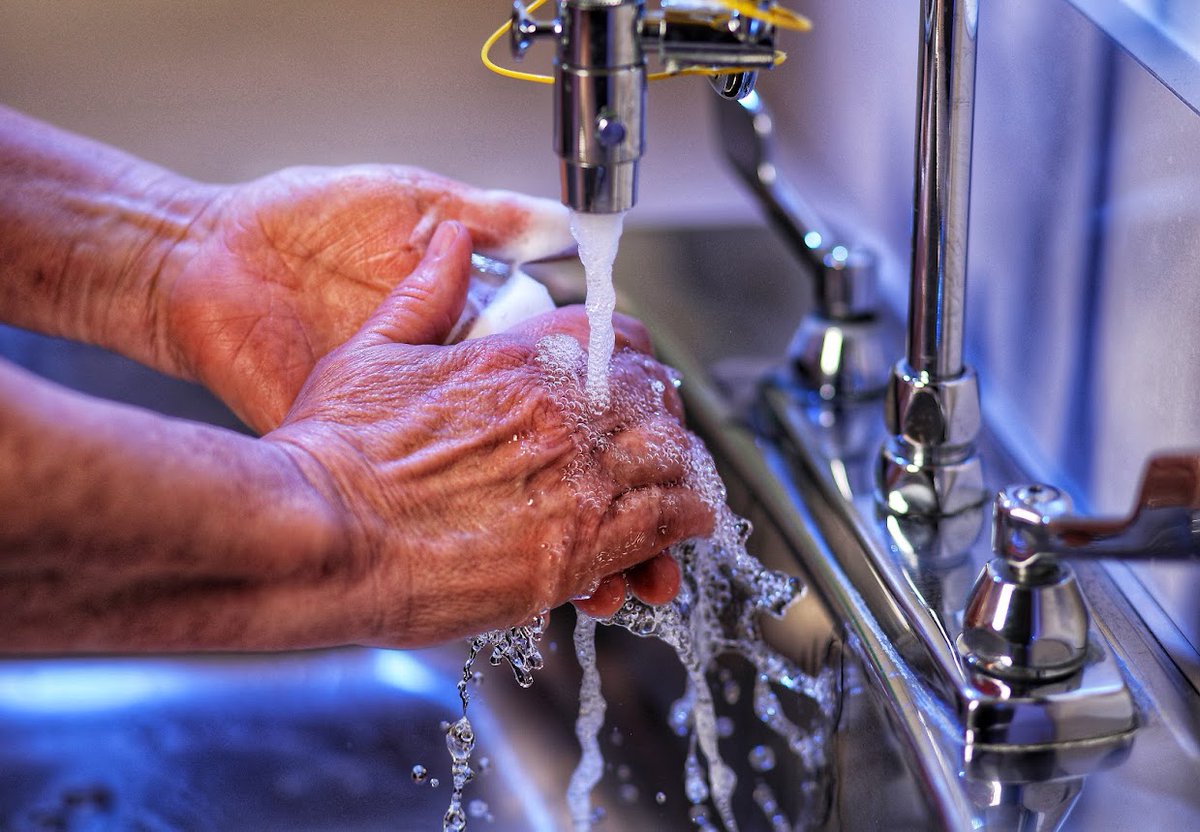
xmin=0 ymin=107 xmax=709 ymax=649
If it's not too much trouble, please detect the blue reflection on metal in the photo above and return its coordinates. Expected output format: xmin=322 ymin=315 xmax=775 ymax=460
xmin=370 ymin=649 xmax=441 ymax=696
xmin=0 ymin=660 xmax=185 ymax=712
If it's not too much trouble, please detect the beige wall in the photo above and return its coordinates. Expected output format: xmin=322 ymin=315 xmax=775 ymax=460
xmin=0 ymin=0 xmax=755 ymax=226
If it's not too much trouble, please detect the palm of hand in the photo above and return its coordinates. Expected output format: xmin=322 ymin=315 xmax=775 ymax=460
xmin=166 ymin=166 xmax=564 ymax=433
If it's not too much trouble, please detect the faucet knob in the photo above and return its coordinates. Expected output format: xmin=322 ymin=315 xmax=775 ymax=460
xmin=510 ymin=1 xmax=560 ymax=61
xmin=960 ymin=453 xmax=1200 ymax=681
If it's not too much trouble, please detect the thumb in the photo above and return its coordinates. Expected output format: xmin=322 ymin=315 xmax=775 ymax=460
xmin=358 ymin=220 xmax=472 ymax=346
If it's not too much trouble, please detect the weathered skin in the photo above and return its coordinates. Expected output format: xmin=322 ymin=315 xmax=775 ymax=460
xmin=0 ymin=107 xmax=709 ymax=651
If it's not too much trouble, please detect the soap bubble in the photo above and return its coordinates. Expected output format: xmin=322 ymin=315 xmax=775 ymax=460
xmin=748 ymin=745 xmax=777 ymax=773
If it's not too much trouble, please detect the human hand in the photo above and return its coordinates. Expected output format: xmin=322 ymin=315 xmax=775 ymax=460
xmin=161 ymin=165 xmax=573 ymax=433
xmin=265 ymin=221 xmax=713 ymax=646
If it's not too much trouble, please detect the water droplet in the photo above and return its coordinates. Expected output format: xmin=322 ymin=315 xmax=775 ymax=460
xmin=749 ymin=745 xmax=777 ymax=772
xmin=443 ymin=806 xmax=466 ymax=831
xmin=722 ymin=678 xmax=741 ymax=705
xmin=430 ymin=778 xmax=440 ymax=788
xmin=619 ymin=783 xmax=639 ymax=803
xmin=716 ymin=716 xmax=735 ymax=738
xmin=655 ymin=791 xmax=668 ymax=805
xmin=616 ymin=764 xmax=632 ymax=781
xmin=411 ymin=764 xmax=428 ymax=784
xmin=467 ymin=799 xmax=490 ymax=818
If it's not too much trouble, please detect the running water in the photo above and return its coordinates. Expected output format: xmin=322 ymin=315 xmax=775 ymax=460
xmin=436 ymin=218 xmax=836 ymax=831
xmin=440 ymin=617 xmax=546 ymax=831
xmin=568 ymin=210 xmax=626 ymax=406
xmin=565 ymin=616 xmax=605 ymax=830
xmin=529 ymin=335 xmax=838 ymax=832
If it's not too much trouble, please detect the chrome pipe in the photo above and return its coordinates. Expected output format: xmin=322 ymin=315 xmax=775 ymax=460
xmin=554 ymin=0 xmax=646 ymax=213
xmin=908 ymin=0 xmax=978 ymax=379
xmin=877 ymin=0 xmax=984 ymax=520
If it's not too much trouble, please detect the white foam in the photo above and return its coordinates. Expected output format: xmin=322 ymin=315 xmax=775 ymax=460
xmin=569 ymin=210 xmax=626 ymax=407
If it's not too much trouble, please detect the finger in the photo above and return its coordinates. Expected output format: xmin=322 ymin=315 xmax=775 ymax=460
xmin=628 ymin=553 xmax=682 ymax=606
xmin=594 ymin=485 xmax=715 ymax=575
xmin=451 ymin=188 xmax=575 ymax=264
xmin=357 ymin=220 xmax=472 ymax=347
xmin=572 ymin=573 xmax=628 ymax=619
xmin=597 ymin=422 xmax=690 ymax=491
xmin=400 ymin=172 xmax=575 ymax=264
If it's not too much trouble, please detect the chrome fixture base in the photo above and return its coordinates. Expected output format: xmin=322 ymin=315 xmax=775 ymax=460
xmin=959 ymin=559 xmax=1090 ymax=682
xmin=788 ymin=312 xmax=890 ymax=403
xmin=714 ymin=90 xmax=889 ymax=401
xmin=958 ymin=463 xmax=1200 ymax=682
xmin=878 ymin=362 xmax=985 ymax=518
xmin=758 ymin=379 xmax=1138 ymax=752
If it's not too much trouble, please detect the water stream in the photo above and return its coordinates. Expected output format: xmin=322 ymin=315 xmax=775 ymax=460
xmin=437 ymin=214 xmax=836 ymax=831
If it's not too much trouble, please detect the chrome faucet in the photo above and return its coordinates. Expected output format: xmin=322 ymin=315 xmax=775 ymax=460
xmin=511 ymin=0 xmax=784 ymax=214
xmin=878 ymin=0 xmax=985 ymax=519
xmin=715 ymin=89 xmax=887 ymax=400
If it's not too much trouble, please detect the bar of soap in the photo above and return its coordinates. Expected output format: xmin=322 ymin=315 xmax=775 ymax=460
xmin=463 ymin=269 xmax=555 ymax=340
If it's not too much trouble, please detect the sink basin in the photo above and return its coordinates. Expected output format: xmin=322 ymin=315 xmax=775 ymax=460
xmin=0 ymin=650 xmax=558 ymax=830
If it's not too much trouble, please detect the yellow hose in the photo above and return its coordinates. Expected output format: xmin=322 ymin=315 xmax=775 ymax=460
xmin=481 ymin=0 xmax=810 ymax=85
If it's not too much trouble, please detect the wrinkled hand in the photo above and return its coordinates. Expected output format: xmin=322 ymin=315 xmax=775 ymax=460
xmin=265 ymin=222 xmax=713 ymax=645
xmin=163 ymin=165 xmax=573 ymax=433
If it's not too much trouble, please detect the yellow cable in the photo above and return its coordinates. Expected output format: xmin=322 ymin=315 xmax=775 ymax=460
xmin=720 ymin=0 xmax=812 ymax=32
xmin=482 ymin=0 xmax=808 ymax=85
xmin=481 ymin=0 xmax=555 ymax=84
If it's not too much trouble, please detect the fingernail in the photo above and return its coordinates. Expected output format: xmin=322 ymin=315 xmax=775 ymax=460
xmin=428 ymin=220 xmax=463 ymax=259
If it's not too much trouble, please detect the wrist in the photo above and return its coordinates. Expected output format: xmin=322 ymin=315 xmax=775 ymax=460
xmin=259 ymin=430 xmax=385 ymax=642
xmin=105 ymin=171 xmax=228 ymax=376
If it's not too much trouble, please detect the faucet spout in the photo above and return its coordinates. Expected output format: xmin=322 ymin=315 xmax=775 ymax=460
xmin=909 ymin=0 xmax=978 ymax=380
xmin=878 ymin=0 xmax=985 ymax=521
xmin=512 ymin=0 xmax=793 ymax=215
xmin=554 ymin=0 xmax=646 ymax=214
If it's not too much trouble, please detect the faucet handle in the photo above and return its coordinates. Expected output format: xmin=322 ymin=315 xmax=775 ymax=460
xmin=510 ymin=1 xmax=560 ymax=61
xmin=959 ymin=453 xmax=1200 ymax=682
xmin=996 ymin=453 xmax=1200 ymax=565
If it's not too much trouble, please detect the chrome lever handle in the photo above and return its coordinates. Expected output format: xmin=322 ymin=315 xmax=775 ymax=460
xmin=995 ymin=454 xmax=1200 ymax=566
xmin=713 ymin=90 xmax=877 ymax=321
xmin=960 ymin=454 xmax=1200 ymax=682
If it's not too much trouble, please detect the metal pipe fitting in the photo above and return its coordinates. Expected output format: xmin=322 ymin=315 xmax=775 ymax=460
xmin=554 ymin=0 xmax=646 ymax=214
xmin=908 ymin=0 xmax=978 ymax=379
xmin=879 ymin=0 xmax=984 ymax=519
xmin=515 ymin=0 xmax=784 ymax=214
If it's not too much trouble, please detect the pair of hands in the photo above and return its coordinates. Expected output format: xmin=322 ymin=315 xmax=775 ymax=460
xmin=157 ymin=165 xmax=711 ymax=641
